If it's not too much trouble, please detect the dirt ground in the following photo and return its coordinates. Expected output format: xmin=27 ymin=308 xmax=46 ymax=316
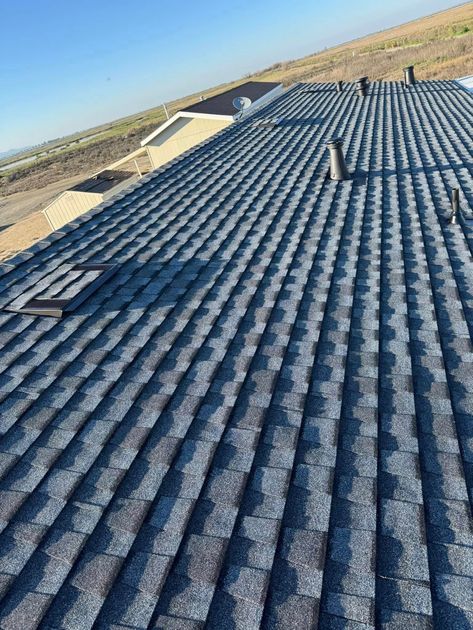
xmin=0 ymin=212 xmax=51 ymax=262
xmin=0 ymin=174 xmax=92 ymax=261
xmin=0 ymin=173 xmax=91 ymax=229
xmin=0 ymin=124 xmax=156 ymax=200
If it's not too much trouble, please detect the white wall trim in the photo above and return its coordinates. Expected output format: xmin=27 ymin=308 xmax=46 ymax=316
xmin=141 ymin=111 xmax=233 ymax=146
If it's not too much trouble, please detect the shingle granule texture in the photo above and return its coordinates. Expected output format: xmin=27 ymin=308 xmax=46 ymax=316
xmin=0 ymin=80 xmax=472 ymax=629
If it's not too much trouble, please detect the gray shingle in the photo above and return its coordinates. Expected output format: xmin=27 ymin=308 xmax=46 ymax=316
xmin=206 ymin=589 xmax=264 ymax=629
xmin=324 ymin=591 xmax=374 ymax=625
xmin=0 ymin=591 xmax=53 ymax=630
xmin=70 ymin=551 xmax=122 ymax=596
xmin=0 ymin=79 xmax=472 ymax=626
xmin=97 ymin=582 xmax=157 ymax=628
xmin=40 ymin=584 xmax=104 ymax=629
xmin=156 ymin=575 xmax=215 ymax=621
xmin=120 ymin=551 xmax=172 ymax=595
xmin=221 ymin=564 xmax=269 ymax=604
xmin=265 ymin=591 xmax=319 ymax=629
xmin=42 ymin=528 xmax=87 ymax=565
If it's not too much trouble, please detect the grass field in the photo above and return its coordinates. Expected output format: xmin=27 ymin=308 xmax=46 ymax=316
xmin=254 ymin=3 xmax=473 ymax=84
xmin=0 ymin=1 xmax=471 ymax=245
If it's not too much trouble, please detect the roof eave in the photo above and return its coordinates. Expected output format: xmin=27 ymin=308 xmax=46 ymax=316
xmin=140 ymin=111 xmax=234 ymax=147
xmin=141 ymin=83 xmax=284 ymax=146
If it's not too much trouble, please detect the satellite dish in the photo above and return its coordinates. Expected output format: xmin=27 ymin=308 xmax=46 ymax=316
xmin=232 ymin=96 xmax=252 ymax=118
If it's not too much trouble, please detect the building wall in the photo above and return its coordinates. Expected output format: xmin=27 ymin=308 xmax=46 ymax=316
xmin=43 ymin=176 xmax=139 ymax=231
xmin=146 ymin=116 xmax=231 ymax=170
xmin=43 ymin=191 xmax=103 ymax=230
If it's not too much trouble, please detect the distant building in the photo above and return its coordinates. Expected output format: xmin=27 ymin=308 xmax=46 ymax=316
xmin=42 ymin=169 xmax=140 ymax=230
xmin=141 ymin=81 xmax=283 ymax=170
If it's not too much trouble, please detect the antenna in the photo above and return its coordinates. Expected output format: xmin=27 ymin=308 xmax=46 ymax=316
xmin=232 ymin=96 xmax=252 ymax=119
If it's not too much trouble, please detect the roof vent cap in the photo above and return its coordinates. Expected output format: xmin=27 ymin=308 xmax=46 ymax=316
xmin=355 ymin=76 xmax=369 ymax=97
xmin=403 ymin=66 xmax=416 ymax=86
xmin=327 ymin=137 xmax=351 ymax=181
xmin=449 ymin=188 xmax=459 ymax=224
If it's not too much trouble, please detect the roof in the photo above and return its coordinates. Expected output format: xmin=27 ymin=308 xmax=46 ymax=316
xmin=457 ymin=75 xmax=473 ymax=93
xmin=0 ymin=79 xmax=472 ymax=628
xmin=70 ymin=170 xmax=134 ymax=195
xmin=182 ymin=81 xmax=282 ymax=116
xmin=141 ymin=81 xmax=283 ymax=148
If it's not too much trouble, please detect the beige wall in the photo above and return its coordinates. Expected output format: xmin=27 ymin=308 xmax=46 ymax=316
xmin=146 ymin=116 xmax=230 ymax=169
xmin=43 ymin=176 xmax=138 ymax=230
xmin=43 ymin=191 xmax=103 ymax=230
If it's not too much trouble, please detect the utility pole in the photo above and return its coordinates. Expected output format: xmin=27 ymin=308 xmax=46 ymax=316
xmin=163 ymin=103 xmax=170 ymax=120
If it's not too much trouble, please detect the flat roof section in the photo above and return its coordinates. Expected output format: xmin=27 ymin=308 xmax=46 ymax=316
xmin=70 ymin=169 xmax=133 ymax=194
xmin=182 ymin=81 xmax=282 ymax=116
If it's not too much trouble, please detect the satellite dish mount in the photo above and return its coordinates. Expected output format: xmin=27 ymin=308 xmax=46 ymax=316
xmin=232 ymin=96 xmax=252 ymax=119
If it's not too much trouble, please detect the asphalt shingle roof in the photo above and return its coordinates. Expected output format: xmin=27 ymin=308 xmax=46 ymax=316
xmin=0 ymin=79 xmax=472 ymax=629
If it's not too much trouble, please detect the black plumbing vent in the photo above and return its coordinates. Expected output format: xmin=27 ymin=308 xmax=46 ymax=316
xmin=355 ymin=77 xmax=369 ymax=97
xmin=326 ymin=138 xmax=351 ymax=181
xmin=3 ymin=263 xmax=118 ymax=317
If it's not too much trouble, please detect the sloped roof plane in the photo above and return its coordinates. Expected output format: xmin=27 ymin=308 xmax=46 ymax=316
xmin=0 ymin=80 xmax=472 ymax=628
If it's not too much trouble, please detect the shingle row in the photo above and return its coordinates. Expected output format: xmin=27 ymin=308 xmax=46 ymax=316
xmin=0 ymin=80 xmax=472 ymax=629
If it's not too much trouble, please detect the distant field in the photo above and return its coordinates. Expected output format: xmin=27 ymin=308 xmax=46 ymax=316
xmin=0 ymin=2 xmax=472 ymax=212
xmin=255 ymin=3 xmax=473 ymax=84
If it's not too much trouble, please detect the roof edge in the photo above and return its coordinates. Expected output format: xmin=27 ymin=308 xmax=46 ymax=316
xmin=141 ymin=83 xmax=284 ymax=147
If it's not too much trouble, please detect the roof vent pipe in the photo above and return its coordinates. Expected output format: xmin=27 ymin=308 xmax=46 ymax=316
xmin=449 ymin=188 xmax=459 ymax=224
xmin=404 ymin=66 xmax=416 ymax=86
xmin=336 ymin=81 xmax=343 ymax=93
xmin=355 ymin=77 xmax=368 ymax=97
xmin=327 ymin=138 xmax=351 ymax=181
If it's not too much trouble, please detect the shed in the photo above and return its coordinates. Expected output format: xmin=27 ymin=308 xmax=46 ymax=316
xmin=141 ymin=81 xmax=283 ymax=170
xmin=42 ymin=169 xmax=139 ymax=230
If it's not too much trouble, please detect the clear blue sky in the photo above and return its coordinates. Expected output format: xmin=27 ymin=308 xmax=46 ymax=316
xmin=0 ymin=0 xmax=463 ymax=152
